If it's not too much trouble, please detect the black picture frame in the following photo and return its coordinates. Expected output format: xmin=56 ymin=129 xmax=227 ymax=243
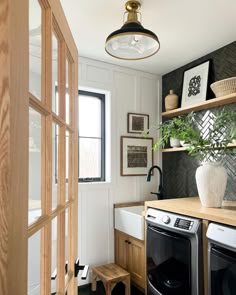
xmin=120 ymin=136 xmax=153 ymax=176
xmin=127 ymin=113 xmax=149 ymax=134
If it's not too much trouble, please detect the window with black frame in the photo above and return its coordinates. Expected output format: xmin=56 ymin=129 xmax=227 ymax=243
xmin=78 ymin=90 xmax=105 ymax=182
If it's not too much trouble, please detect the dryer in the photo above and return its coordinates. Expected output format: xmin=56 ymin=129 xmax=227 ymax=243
xmin=207 ymin=222 xmax=236 ymax=295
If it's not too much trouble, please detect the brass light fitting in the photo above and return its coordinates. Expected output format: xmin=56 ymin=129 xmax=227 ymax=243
xmin=105 ymin=0 xmax=160 ymax=60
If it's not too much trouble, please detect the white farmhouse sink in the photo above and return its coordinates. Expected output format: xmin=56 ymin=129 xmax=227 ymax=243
xmin=114 ymin=206 xmax=145 ymax=240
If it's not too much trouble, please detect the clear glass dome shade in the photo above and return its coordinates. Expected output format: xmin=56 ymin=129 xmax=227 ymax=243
xmin=105 ymin=22 xmax=160 ymax=60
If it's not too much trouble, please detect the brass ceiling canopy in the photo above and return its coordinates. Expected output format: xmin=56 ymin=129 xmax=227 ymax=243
xmin=105 ymin=0 xmax=160 ymax=60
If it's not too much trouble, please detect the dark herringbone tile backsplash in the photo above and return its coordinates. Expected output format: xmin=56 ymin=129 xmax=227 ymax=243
xmin=162 ymin=41 xmax=236 ymax=201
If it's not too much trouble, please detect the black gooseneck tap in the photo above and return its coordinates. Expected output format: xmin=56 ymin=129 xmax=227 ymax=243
xmin=146 ymin=165 xmax=163 ymax=200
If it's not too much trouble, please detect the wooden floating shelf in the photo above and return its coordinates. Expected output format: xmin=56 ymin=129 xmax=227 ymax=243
xmin=161 ymin=147 xmax=187 ymax=152
xmin=161 ymin=143 xmax=236 ymax=153
xmin=161 ymin=93 xmax=236 ymax=117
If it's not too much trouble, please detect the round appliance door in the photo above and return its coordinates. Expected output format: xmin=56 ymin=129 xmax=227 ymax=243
xmin=210 ymin=246 xmax=236 ymax=295
xmin=147 ymin=225 xmax=191 ymax=295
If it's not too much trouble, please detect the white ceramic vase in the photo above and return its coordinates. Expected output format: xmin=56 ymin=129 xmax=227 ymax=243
xmin=170 ymin=138 xmax=180 ymax=147
xmin=195 ymin=162 xmax=227 ymax=208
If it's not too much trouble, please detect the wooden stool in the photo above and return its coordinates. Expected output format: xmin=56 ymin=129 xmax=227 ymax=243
xmin=91 ymin=263 xmax=130 ymax=295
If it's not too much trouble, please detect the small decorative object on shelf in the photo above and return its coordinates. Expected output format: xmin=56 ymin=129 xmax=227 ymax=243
xmin=170 ymin=138 xmax=181 ymax=147
xmin=210 ymin=77 xmax=236 ymax=98
xmin=181 ymin=60 xmax=210 ymax=108
xmin=165 ymin=90 xmax=178 ymax=111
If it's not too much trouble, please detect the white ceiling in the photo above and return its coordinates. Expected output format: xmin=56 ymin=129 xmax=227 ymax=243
xmin=60 ymin=0 xmax=236 ymax=76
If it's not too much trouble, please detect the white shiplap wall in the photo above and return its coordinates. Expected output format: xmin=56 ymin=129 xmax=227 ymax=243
xmin=78 ymin=57 xmax=162 ymax=285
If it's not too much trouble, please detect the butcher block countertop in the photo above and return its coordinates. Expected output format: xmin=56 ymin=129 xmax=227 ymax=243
xmin=145 ymin=197 xmax=236 ymax=226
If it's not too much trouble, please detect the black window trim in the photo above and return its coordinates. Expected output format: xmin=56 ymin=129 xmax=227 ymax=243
xmin=78 ymin=89 xmax=106 ymax=183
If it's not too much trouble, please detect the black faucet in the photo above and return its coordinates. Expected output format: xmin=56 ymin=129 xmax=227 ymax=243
xmin=147 ymin=165 xmax=163 ymax=200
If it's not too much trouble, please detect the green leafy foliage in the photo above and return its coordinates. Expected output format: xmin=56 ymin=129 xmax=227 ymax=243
xmin=146 ymin=109 xmax=236 ymax=162
xmin=184 ymin=109 xmax=235 ymax=161
xmin=214 ymin=108 xmax=236 ymax=140
xmin=147 ymin=113 xmax=200 ymax=151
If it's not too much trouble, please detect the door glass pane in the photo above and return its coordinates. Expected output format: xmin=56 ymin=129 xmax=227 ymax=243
xmin=79 ymin=138 xmax=101 ymax=178
xmin=65 ymin=131 xmax=70 ymax=201
xmin=51 ymin=217 xmax=57 ymax=294
xmin=66 ymin=58 xmax=70 ymax=125
xmin=29 ymin=0 xmax=42 ymax=99
xmin=79 ymin=95 xmax=101 ymax=137
xmin=28 ymin=231 xmax=41 ymax=294
xmin=52 ymin=122 xmax=59 ymax=210
xmin=52 ymin=32 xmax=59 ymax=115
xmin=29 ymin=108 xmax=42 ymax=225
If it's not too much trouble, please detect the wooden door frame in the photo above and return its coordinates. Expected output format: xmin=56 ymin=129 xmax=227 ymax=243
xmin=0 ymin=0 xmax=78 ymax=294
xmin=0 ymin=0 xmax=28 ymax=294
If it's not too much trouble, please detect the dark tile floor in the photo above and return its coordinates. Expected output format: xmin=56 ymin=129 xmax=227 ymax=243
xmin=78 ymin=282 xmax=144 ymax=295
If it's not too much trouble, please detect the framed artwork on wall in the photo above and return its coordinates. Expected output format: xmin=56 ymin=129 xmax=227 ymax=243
xmin=120 ymin=136 xmax=153 ymax=176
xmin=181 ymin=60 xmax=210 ymax=107
xmin=127 ymin=113 xmax=149 ymax=133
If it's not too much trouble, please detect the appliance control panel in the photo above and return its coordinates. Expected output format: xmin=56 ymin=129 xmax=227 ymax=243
xmin=174 ymin=218 xmax=194 ymax=230
xmin=162 ymin=215 xmax=171 ymax=224
xmin=146 ymin=208 xmax=200 ymax=234
xmin=207 ymin=223 xmax=236 ymax=251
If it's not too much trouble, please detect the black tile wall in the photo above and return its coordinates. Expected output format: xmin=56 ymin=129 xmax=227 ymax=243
xmin=162 ymin=41 xmax=236 ymax=201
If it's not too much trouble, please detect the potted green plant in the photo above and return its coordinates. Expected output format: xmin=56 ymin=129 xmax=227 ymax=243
xmin=148 ymin=109 xmax=235 ymax=208
xmin=149 ymin=113 xmax=200 ymax=150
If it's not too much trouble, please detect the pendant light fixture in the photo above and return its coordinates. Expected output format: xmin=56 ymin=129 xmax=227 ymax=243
xmin=105 ymin=0 xmax=160 ymax=60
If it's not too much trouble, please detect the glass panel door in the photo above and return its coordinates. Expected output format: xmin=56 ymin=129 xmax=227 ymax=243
xmin=28 ymin=1 xmax=78 ymax=294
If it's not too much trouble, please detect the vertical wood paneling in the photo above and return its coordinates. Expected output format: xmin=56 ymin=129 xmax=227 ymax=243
xmin=57 ymin=211 xmax=66 ymax=292
xmin=0 ymin=0 xmax=28 ymax=294
xmin=68 ymin=56 xmax=78 ymax=294
xmin=41 ymin=114 xmax=52 ymax=294
xmin=0 ymin=1 xmax=10 ymax=291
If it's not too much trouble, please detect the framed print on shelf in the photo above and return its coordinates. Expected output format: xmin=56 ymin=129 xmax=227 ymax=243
xmin=181 ymin=60 xmax=210 ymax=107
xmin=120 ymin=136 xmax=153 ymax=176
xmin=127 ymin=113 xmax=149 ymax=134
